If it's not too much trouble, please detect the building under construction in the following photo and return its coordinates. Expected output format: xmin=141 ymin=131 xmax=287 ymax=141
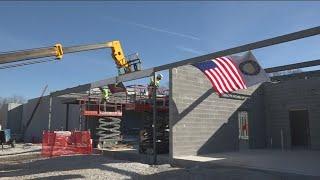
xmin=0 ymin=82 xmax=170 ymax=154
xmin=1 ymin=26 xmax=320 ymax=163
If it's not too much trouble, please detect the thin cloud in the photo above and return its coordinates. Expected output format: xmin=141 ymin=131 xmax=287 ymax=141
xmin=105 ymin=16 xmax=200 ymax=41
xmin=176 ymin=46 xmax=203 ymax=55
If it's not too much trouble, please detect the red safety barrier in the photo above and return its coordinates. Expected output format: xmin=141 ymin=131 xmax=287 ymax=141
xmin=41 ymin=130 xmax=92 ymax=157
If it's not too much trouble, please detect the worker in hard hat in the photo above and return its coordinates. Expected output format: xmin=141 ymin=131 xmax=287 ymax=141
xmin=150 ymin=74 xmax=163 ymax=87
xmin=99 ymin=86 xmax=110 ymax=111
xmin=148 ymin=74 xmax=163 ymax=98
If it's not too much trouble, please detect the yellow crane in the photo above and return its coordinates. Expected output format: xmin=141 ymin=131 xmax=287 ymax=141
xmin=0 ymin=40 xmax=141 ymax=75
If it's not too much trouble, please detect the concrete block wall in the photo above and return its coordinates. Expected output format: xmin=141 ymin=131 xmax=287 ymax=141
xmin=169 ymin=65 xmax=264 ymax=157
xmin=0 ymin=103 xmax=23 ymax=134
xmin=264 ymin=77 xmax=320 ymax=150
xmin=22 ymin=96 xmax=79 ymax=142
xmin=245 ymin=86 xmax=266 ymax=149
xmin=50 ymin=98 xmax=68 ymax=131
xmin=0 ymin=104 xmax=8 ymax=129
xmin=67 ymin=104 xmax=81 ymax=130
xmin=22 ymin=96 xmax=50 ymax=142
xmin=7 ymin=103 xmax=23 ymax=135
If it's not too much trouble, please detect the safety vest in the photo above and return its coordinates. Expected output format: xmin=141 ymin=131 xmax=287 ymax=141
xmin=102 ymin=88 xmax=109 ymax=99
xmin=149 ymin=77 xmax=160 ymax=87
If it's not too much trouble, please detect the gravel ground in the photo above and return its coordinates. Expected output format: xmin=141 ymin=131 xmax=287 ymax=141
xmin=0 ymin=153 xmax=319 ymax=180
xmin=0 ymin=143 xmax=41 ymax=156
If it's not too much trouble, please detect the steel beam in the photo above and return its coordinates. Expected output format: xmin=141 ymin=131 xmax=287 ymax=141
xmin=51 ymin=84 xmax=91 ymax=97
xmin=91 ymin=26 xmax=320 ymax=90
xmin=265 ymin=59 xmax=320 ymax=73
xmin=90 ymin=77 xmax=117 ymax=89
xmin=90 ymin=68 xmax=154 ymax=89
xmin=154 ymin=26 xmax=320 ymax=71
xmin=52 ymin=68 xmax=153 ymax=97
xmin=50 ymin=26 xmax=320 ymax=97
xmin=270 ymin=69 xmax=320 ymax=81
xmin=52 ymin=57 xmax=320 ymax=98
xmin=117 ymin=68 xmax=154 ymax=84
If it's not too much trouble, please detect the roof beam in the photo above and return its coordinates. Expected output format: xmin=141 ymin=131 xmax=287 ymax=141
xmin=154 ymin=26 xmax=320 ymax=71
xmin=90 ymin=68 xmax=154 ymax=88
xmin=265 ymin=59 xmax=320 ymax=73
xmin=51 ymin=84 xmax=91 ymax=97
xmin=51 ymin=68 xmax=154 ymax=97
xmin=52 ymin=58 xmax=320 ymax=97
xmin=51 ymin=26 xmax=320 ymax=97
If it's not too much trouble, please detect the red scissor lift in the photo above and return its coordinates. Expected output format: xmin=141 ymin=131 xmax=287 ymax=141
xmin=79 ymin=97 xmax=123 ymax=149
xmin=79 ymin=85 xmax=169 ymax=152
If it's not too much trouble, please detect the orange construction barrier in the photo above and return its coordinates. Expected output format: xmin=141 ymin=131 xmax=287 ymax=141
xmin=41 ymin=130 xmax=92 ymax=157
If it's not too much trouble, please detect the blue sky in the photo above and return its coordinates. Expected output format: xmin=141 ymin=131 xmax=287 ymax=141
xmin=0 ymin=1 xmax=319 ymax=99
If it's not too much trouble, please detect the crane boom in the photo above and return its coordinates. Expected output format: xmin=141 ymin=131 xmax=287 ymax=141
xmin=0 ymin=42 xmax=108 ymax=64
xmin=0 ymin=40 xmax=141 ymax=75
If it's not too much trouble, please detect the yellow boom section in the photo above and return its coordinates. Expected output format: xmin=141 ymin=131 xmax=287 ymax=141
xmin=107 ymin=40 xmax=129 ymax=69
xmin=0 ymin=40 xmax=141 ymax=75
xmin=54 ymin=44 xmax=64 ymax=59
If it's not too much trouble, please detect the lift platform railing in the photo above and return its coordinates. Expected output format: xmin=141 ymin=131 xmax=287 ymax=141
xmin=124 ymin=85 xmax=169 ymax=111
xmin=79 ymin=98 xmax=123 ymax=117
xmin=118 ymin=53 xmax=142 ymax=75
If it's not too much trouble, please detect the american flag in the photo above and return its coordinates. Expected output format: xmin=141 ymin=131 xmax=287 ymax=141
xmin=194 ymin=56 xmax=247 ymax=96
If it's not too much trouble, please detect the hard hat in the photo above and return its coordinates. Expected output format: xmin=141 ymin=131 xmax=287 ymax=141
xmin=156 ymin=74 xmax=163 ymax=80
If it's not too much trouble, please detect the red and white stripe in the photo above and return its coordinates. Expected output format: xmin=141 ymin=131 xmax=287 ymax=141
xmin=204 ymin=56 xmax=247 ymax=96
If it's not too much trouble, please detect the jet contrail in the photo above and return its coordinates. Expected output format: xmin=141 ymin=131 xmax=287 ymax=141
xmin=176 ymin=46 xmax=203 ymax=55
xmin=105 ymin=16 xmax=200 ymax=41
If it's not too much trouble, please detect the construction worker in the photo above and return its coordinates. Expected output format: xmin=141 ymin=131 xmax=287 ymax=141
xmin=99 ymin=86 xmax=110 ymax=111
xmin=148 ymin=74 xmax=163 ymax=98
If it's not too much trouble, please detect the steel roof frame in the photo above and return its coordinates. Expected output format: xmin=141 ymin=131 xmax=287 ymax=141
xmin=51 ymin=26 xmax=320 ymax=97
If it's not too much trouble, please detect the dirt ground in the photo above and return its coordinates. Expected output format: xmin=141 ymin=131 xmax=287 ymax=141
xmin=0 ymin=144 xmax=41 ymax=156
xmin=0 ymin=152 xmax=319 ymax=180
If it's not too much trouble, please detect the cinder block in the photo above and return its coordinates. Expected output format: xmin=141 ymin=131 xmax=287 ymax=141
xmin=170 ymin=65 xmax=264 ymax=156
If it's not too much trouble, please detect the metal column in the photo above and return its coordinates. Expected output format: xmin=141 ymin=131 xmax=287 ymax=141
xmin=65 ymin=104 xmax=70 ymax=131
xmin=79 ymin=105 xmax=82 ymax=131
xmin=48 ymin=96 xmax=53 ymax=130
xmin=152 ymin=72 xmax=157 ymax=165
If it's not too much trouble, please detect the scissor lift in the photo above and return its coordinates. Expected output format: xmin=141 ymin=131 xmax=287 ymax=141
xmin=79 ymin=98 xmax=123 ymax=149
xmin=78 ymin=85 xmax=169 ymax=152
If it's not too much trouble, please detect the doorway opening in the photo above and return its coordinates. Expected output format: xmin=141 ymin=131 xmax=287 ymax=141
xmin=289 ymin=110 xmax=310 ymax=149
